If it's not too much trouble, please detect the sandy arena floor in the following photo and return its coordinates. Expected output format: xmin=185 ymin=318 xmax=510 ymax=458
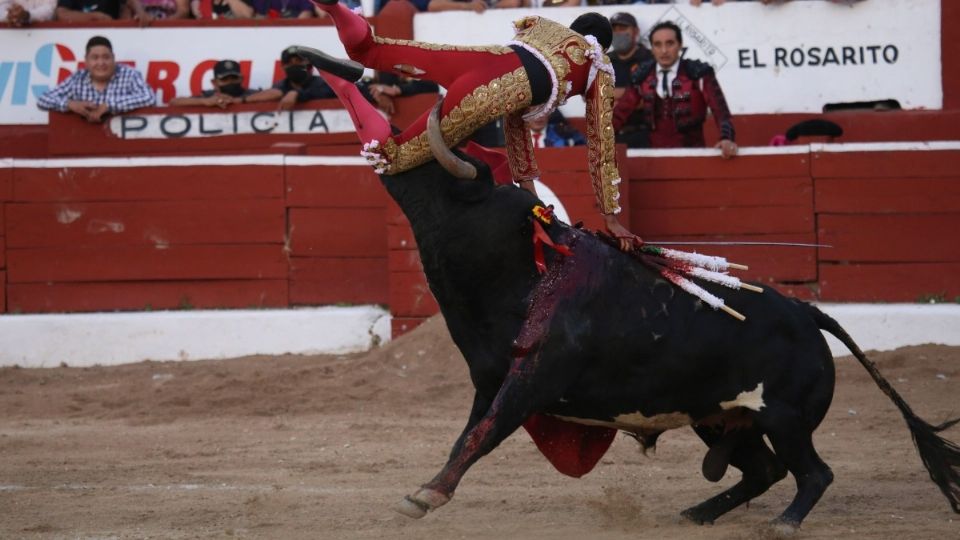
xmin=1 ymin=315 xmax=958 ymax=539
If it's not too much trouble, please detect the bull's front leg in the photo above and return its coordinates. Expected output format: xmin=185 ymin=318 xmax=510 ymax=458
xmin=396 ymin=349 xmax=574 ymax=518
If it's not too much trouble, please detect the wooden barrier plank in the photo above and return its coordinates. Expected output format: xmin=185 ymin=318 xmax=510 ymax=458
xmin=628 ymin=153 xmax=810 ymax=180
xmin=0 ymin=236 xmax=5 ymax=269
xmin=0 ymin=166 xmax=12 ymax=201
xmin=0 ymin=270 xmax=5 ymax=313
xmin=819 ymin=263 xmax=960 ymax=302
xmin=815 ymin=177 xmax=960 ymax=213
xmin=819 ymin=214 xmax=960 ymax=262
xmin=536 ymin=147 xmax=589 ymax=172
xmin=13 ymin=166 xmax=284 ymax=202
xmin=7 ymin=279 xmax=289 ymax=314
xmin=288 ymin=208 xmax=386 ymax=257
xmin=635 ymin=205 xmax=812 ymax=236
xmin=285 ymin=165 xmax=389 ymax=207
xmin=8 ymin=244 xmax=287 ymax=283
xmin=812 ymin=150 xmax=960 ymax=179
xmin=7 ymin=200 xmax=285 ymax=248
xmin=388 ymin=249 xmax=423 ymax=273
xmin=389 ymin=270 xmax=439 ymax=317
xmin=288 ymin=257 xmax=388 ymax=305
xmin=541 ymin=172 xmax=592 ymax=196
xmin=631 ymin=177 xmax=812 ymax=210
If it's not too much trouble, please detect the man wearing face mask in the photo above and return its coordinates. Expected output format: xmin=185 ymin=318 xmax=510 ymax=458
xmin=244 ymin=46 xmax=336 ymax=110
xmin=169 ymin=60 xmax=256 ymax=108
xmin=607 ymin=12 xmax=652 ymax=148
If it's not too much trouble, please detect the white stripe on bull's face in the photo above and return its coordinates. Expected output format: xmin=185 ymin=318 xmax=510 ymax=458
xmin=719 ymin=383 xmax=766 ymax=412
xmin=552 ymin=411 xmax=694 ymax=432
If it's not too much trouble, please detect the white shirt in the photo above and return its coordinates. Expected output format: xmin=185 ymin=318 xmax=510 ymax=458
xmin=656 ymin=61 xmax=679 ymax=99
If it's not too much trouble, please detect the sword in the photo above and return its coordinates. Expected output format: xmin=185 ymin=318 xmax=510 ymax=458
xmin=645 ymin=241 xmax=832 ymax=248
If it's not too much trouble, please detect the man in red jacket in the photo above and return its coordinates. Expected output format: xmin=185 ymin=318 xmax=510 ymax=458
xmin=613 ymin=21 xmax=738 ymax=159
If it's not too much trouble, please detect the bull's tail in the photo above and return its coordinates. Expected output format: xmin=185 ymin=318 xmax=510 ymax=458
xmin=806 ymin=303 xmax=960 ymax=513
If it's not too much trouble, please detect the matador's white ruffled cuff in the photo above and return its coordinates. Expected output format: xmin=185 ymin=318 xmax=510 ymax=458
xmin=360 ymin=140 xmax=390 ymax=174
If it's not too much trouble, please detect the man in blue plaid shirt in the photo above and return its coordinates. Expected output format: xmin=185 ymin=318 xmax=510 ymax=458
xmin=37 ymin=35 xmax=156 ymax=123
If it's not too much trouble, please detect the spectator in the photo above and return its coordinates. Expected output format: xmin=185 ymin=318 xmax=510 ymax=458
xmin=527 ymin=110 xmax=586 ymax=148
xmin=607 ymin=12 xmax=652 ymax=98
xmin=190 ymin=0 xmax=253 ymax=18
xmin=56 ymin=0 xmax=152 ymax=21
xmin=612 ymin=21 xmax=737 ymax=157
xmin=244 ymin=46 xmax=336 ymax=110
xmin=169 ymin=60 xmax=256 ymax=108
xmin=138 ymin=0 xmax=189 ymax=18
xmin=37 ymin=36 xmax=156 ymax=123
xmin=365 ymin=73 xmax=439 ymax=116
xmin=2 ymin=0 xmax=55 ymax=26
xmin=249 ymin=0 xmax=313 ymax=18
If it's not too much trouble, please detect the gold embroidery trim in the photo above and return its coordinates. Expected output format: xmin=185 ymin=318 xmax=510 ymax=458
xmin=373 ymin=35 xmax=513 ymax=55
xmin=381 ymin=67 xmax=534 ymax=174
xmin=585 ymin=69 xmax=621 ymax=215
xmin=512 ymin=16 xmax=591 ymax=106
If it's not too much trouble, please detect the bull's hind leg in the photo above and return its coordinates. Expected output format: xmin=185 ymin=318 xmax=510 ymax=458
xmin=756 ymin=402 xmax=834 ymax=532
xmin=682 ymin=428 xmax=787 ymax=525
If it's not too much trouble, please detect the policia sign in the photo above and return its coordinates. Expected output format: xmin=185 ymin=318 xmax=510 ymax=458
xmin=109 ymin=109 xmax=358 ymax=139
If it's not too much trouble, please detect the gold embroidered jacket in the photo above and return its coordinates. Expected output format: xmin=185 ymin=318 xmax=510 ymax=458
xmin=506 ymin=16 xmax=622 ymax=215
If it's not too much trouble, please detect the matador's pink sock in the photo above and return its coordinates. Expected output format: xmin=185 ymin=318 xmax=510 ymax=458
xmin=317 ymin=71 xmax=390 ymax=146
xmin=311 ymin=0 xmax=371 ymax=54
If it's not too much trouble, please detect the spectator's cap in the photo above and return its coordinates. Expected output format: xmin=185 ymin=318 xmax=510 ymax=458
xmin=609 ymin=12 xmax=638 ymax=29
xmin=213 ymin=60 xmax=242 ymax=80
xmin=281 ymin=46 xmax=305 ymax=64
xmin=785 ymin=119 xmax=843 ymax=141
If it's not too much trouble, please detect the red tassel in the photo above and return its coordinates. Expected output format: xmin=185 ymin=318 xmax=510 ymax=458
xmin=532 ymin=219 xmax=572 ymax=274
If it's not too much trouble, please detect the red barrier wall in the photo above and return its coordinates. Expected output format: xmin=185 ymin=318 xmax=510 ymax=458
xmin=1 ymin=144 xmax=957 ymax=333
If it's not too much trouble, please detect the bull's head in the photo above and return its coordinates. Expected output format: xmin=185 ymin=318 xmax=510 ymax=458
xmin=427 ymin=99 xmax=477 ymax=180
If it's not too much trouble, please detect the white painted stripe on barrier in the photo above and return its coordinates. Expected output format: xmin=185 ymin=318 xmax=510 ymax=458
xmin=625 ymin=141 xmax=960 ymax=159
xmin=7 ymin=155 xmax=287 ymax=168
xmin=626 ymin=146 xmax=811 ymax=158
xmin=0 ymin=303 xmax=956 ymax=368
xmin=0 ymin=306 xmax=391 ymax=368
xmin=284 ymin=155 xmax=369 ymax=167
xmin=811 ymin=141 xmax=960 ymax=153
xmin=817 ymin=304 xmax=960 ymax=357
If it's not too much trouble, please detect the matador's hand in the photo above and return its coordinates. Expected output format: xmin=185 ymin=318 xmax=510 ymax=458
xmin=604 ymin=214 xmax=643 ymax=252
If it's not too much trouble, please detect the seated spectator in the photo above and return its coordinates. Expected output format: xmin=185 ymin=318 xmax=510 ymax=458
xmin=190 ymin=0 xmax=253 ymax=18
xmin=169 ymin=60 xmax=256 ymax=108
xmin=138 ymin=0 xmax=189 ymax=18
xmin=612 ymin=21 xmax=737 ymax=157
xmin=527 ymin=110 xmax=586 ymax=148
xmin=607 ymin=12 xmax=652 ymax=99
xmin=249 ymin=0 xmax=313 ymax=18
xmin=365 ymin=73 xmax=439 ymax=116
xmin=244 ymin=46 xmax=335 ymax=110
xmin=2 ymin=0 xmax=55 ymax=26
xmin=56 ymin=0 xmax=151 ymax=21
xmin=37 ymin=36 xmax=156 ymax=123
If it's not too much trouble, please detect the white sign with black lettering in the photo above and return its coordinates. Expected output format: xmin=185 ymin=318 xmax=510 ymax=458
xmin=109 ymin=109 xmax=358 ymax=139
xmin=414 ymin=0 xmax=942 ymax=114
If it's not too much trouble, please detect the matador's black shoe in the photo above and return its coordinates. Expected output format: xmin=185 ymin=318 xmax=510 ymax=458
xmin=294 ymin=46 xmax=365 ymax=83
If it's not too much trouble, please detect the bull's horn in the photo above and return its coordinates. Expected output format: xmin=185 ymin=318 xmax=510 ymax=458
xmin=427 ymin=99 xmax=476 ymax=180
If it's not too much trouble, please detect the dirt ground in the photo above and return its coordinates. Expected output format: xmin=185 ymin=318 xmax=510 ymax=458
xmin=1 ymin=315 xmax=958 ymax=540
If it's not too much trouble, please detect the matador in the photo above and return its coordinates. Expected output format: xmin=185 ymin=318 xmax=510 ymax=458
xmin=297 ymin=5 xmax=641 ymax=247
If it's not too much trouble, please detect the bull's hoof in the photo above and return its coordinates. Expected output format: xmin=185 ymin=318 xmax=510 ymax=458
xmin=679 ymin=507 xmax=714 ymax=525
xmin=394 ymin=488 xmax=450 ymax=519
xmin=767 ymin=518 xmax=800 ymax=538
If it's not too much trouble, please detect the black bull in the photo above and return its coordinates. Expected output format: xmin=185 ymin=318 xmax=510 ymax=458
xmin=374 ymin=104 xmax=960 ymax=530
